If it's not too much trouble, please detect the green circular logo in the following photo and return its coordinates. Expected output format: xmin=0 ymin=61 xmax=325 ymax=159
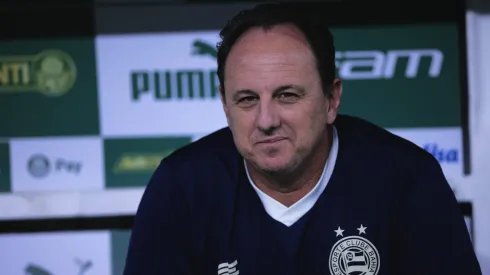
xmin=33 ymin=50 xmax=77 ymax=96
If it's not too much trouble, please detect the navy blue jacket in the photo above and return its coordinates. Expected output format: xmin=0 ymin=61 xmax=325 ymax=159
xmin=123 ymin=115 xmax=481 ymax=275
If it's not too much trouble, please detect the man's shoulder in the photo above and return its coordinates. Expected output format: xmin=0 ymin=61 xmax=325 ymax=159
xmin=151 ymin=127 xmax=240 ymax=210
xmin=334 ymin=114 xmax=437 ymax=165
xmin=160 ymin=127 xmax=239 ymax=171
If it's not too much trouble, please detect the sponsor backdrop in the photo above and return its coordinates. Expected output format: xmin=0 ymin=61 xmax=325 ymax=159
xmin=0 ymin=231 xmax=112 ymax=275
xmin=98 ymin=23 xmax=464 ymax=193
xmin=0 ymin=21 xmax=471 ymax=275
xmin=10 ymin=137 xmax=104 ymax=192
xmin=0 ymin=38 xmax=100 ymax=138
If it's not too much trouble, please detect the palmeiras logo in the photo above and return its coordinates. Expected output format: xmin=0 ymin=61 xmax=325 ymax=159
xmin=329 ymin=225 xmax=380 ymax=275
xmin=0 ymin=49 xmax=77 ymax=96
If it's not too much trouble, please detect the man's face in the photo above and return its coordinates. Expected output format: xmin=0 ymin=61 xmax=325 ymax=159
xmin=221 ymin=24 xmax=341 ymax=174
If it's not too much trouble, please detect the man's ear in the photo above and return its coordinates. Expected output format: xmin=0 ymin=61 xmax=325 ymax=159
xmin=326 ymin=78 xmax=342 ymax=124
xmin=219 ymin=85 xmax=229 ymax=118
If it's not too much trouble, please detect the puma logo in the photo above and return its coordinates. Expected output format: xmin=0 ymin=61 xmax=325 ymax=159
xmin=25 ymin=258 xmax=92 ymax=275
xmin=191 ymin=40 xmax=217 ymax=59
xmin=26 ymin=265 xmax=52 ymax=275
xmin=75 ymin=258 xmax=92 ymax=275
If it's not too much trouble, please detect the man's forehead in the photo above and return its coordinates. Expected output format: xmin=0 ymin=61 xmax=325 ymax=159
xmin=225 ymin=67 xmax=317 ymax=96
xmin=234 ymin=24 xmax=309 ymax=46
xmin=231 ymin=53 xmax=308 ymax=69
xmin=226 ymin=38 xmax=315 ymax=73
xmin=223 ymin=24 xmax=318 ymax=89
xmin=231 ymin=29 xmax=310 ymax=55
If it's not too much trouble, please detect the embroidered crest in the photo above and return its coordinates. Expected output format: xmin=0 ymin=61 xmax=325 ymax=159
xmin=329 ymin=225 xmax=380 ymax=275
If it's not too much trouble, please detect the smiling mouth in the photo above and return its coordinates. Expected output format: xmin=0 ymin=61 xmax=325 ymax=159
xmin=257 ymin=137 xmax=287 ymax=144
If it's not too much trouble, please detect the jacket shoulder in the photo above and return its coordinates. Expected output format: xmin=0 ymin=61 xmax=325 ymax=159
xmin=156 ymin=127 xmax=239 ymax=184
xmin=334 ymin=114 xmax=438 ymax=165
xmin=164 ymin=127 xmax=235 ymax=161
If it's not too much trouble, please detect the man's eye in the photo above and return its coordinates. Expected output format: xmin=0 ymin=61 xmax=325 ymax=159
xmin=278 ymin=93 xmax=299 ymax=101
xmin=238 ymin=96 xmax=257 ymax=103
xmin=279 ymin=93 xmax=295 ymax=98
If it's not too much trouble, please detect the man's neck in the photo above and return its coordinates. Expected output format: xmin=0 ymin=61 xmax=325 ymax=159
xmin=246 ymin=128 xmax=332 ymax=207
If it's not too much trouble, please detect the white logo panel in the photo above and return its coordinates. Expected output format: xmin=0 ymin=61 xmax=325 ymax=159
xmin=10 ymin=137 xmax=104 ymax=192
xmin=96 ymin=31 xmax=228 ymax=137
xmin=0 ymin=231 xmax=111 ymax=275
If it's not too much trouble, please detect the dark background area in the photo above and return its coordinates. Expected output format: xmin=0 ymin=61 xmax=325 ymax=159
xmin=0 ymin=0 xmax=470 ymax=40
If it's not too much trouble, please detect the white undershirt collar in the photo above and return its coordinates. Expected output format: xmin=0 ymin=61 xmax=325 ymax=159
xmin=245 ymin=126 xmax=339 ymax=227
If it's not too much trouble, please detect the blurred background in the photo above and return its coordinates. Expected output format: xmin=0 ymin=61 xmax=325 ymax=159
xmin=0 ymin=0 xmax=489 ymax=274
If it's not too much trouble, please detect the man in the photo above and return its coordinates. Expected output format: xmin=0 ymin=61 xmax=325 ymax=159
xmin=123 ymin=3 xmax=481 ymax=275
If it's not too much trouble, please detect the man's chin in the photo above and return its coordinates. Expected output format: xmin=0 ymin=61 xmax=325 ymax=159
xmin=253 ymin=158 xmax=294 ymax=175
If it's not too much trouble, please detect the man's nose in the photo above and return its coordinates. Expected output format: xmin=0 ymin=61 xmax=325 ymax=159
xmin=256 ymin=100 xmax=280 ymax=133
